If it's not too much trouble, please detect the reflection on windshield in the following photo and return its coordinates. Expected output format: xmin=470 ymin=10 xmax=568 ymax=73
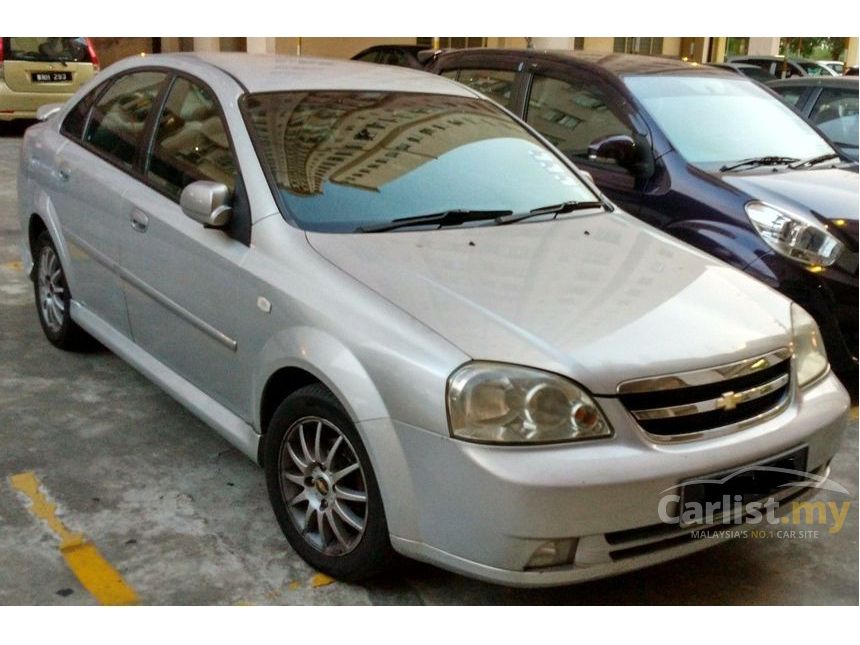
xmin=243 ymin=91 xmax=595 ymax=232
xmin=624 ymin=75 xmax=833 ymax=168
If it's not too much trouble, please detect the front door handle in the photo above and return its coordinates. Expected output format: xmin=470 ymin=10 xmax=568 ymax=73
xmin=57 ymin=165 xmax=71 ymax=182
xmin=130 ymin=210 xmax=149 ymax=233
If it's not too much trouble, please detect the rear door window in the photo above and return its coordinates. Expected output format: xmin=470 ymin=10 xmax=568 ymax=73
xmin=84 ymin=71 xmax=167 ymax=171
xmin=145 ymin=76 xmax=237 ymax=199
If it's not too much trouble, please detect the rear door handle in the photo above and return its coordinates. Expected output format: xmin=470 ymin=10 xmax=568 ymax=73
xmin=130 ymin=210 xmax=149 ymax=233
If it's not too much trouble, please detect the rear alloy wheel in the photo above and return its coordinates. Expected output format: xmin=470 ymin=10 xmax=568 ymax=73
xmin=265 ymin=384 xmax=394 ymax=581
xmin=32 ymin=232 xmax=92 ymax=350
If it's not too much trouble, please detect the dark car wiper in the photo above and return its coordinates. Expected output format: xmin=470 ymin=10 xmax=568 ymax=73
xmin=719 ymin=156 xmax=801 ymax=172
xmin=495 ymin=200 xmax=610 ymax=225
xmin=357 ymin=208 xmax=513 ymax=233
xmin=789 ymin=153 xmax=841 ymax=169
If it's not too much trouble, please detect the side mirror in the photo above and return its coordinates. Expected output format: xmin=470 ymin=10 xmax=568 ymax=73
xmin=180 ymin=181 xmax=233 ymax=228
xmin=587 ymin=134 xmax=654 ymax=179
xmin=36 ymin=103 xmax=64 ymax=121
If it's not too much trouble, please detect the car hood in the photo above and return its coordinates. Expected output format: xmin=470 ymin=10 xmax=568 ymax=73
xmin=720 ymin=167 xmax=859 ymax=227
xmin=307 ymin=213 xmax=792 ymax=395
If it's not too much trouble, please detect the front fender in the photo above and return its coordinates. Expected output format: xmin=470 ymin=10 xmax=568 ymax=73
xmin=252 ymin=325 xmax=389 ymax=433
xmin=664 ymin=218 xmax=766 ymax=271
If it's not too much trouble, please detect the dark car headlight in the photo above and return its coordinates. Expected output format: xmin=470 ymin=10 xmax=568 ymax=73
xmin=746 ymin=201 xmax=843 ymax=267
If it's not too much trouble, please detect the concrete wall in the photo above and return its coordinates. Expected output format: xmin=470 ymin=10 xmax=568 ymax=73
xmin=91 ymin=38 xmax=154 ymax=67
xmin=274 ymin=37 xmax=417 ymax=58
xmin=747 ymin=37 xmax=780 ymax=56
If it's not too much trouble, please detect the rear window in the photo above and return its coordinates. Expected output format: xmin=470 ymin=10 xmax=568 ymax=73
xmin=242 ymin=91 xmax=596 ymax=233
xmin=1 ymin=37 xmax=92 ymax=63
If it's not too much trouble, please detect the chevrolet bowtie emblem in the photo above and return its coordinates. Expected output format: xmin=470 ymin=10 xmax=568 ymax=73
xmin=717 ymin=391 xmax=742 ymax=411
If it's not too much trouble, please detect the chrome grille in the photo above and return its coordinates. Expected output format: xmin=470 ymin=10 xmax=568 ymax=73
xmin=618 ymin=348 xmax=792 ymax=439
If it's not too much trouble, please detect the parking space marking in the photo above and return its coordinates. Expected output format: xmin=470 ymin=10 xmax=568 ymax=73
xmin=1 ymin=260 xmax=23 ymax=271
xmin=8 ymin=471 xmax=139 ymax=605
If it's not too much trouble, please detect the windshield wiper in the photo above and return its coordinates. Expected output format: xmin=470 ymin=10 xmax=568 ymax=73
xmin=719 ymin=156 xmax=801 ymax=172
xmin=789 ymin=153 xmax=841 ymax=169
xmin=495 ymin=200 xmax=610 ymax=225
xmin=358 ymin=208 xmax=513 ymax=233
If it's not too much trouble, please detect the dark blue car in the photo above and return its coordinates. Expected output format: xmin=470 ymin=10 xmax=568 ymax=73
xmin=429 ymin=49 xmax=858 ymax=388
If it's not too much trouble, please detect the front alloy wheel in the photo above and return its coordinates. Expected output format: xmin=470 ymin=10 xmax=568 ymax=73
xmin=279 ymin=416 xmax=369 ymax=556
xmin=264 ymin=384 xmax=394 ymax=581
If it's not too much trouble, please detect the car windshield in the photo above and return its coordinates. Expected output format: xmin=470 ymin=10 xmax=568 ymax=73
xmin=242 ymin=91 xmax=597 ymax=232
xmin=1 ymin=37 xmax=92 ymax=62
xmin=624 ymin=75 xmax=834 ymax=170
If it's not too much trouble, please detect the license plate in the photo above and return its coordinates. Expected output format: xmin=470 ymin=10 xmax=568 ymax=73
xmin=31 ymin=71 xmax=73 ymax=83
xmin=679 ymin=446 xmax=808 ymax=525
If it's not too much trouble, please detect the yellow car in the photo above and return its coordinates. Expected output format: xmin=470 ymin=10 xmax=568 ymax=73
xmin=1 ymin=37 xmax=99 ymax=121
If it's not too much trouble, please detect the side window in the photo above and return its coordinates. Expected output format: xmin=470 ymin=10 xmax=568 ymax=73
xmin=378 ymin=49 xmax=410 ymax=67
xmin=772 ymin=86 xmax=806 ymax=108
xmin=354 ymin=49 xmax=380 ymax=64
xmin=525 ymin=74 xmax=632 ymax=163
xmin=146 ymin=77 xmax=237 ymax=200
xmin=84 ymin=71 xmax=167 ymax=170
xmin=61 ymin=84 xmax=105 ymax=141
xmin=455 ymin=68 xmax=517 ymax=108
xmin=810 ymin=87 xmax=859 ymax=147
xmin=441 ymin=69 xmax=460 ymax=80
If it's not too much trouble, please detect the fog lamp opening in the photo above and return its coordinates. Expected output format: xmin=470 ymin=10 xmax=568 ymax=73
xmin=525 ymin=539 xmax=578 ymax=570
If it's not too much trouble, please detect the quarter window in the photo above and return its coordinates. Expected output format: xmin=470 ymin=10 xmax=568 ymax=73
xmin=146 ymin=77 xmax=237 ymax=199
xmin=84 ymin=71 xmax=167 ymax=170
xmin=454 ymin=69 xmax=517 ymax=108
xmin=526 ymin=75 xmax=632 ymax=163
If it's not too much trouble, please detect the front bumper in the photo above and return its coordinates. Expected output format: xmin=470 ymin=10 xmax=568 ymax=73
xmin=363 ymin=371 xmax=849 ymax=587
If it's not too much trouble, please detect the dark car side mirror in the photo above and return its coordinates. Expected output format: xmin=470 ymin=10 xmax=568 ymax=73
xmin=587 ymin=134 xmax=655 ymax=179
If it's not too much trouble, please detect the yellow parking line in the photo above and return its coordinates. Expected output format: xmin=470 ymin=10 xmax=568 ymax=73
xmin=1 ymin=260 xmax=23 ymax=271
xmin=8 ymin=471 xmax=139 ymax=605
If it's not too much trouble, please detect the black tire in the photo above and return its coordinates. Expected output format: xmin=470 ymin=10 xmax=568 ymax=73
xmin=264 ymin=383 xmax=395 ymax=582
xmin=32 ymin=231 xmax=92 ymax=351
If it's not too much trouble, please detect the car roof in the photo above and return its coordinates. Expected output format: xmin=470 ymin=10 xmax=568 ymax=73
xmin=435 ymin=48 xmax=732 ymax=78
xmin=767 ymin=76 xmax=858 ymax=89
xmin=117 ymin=52 xmax=476 ymax=96
xmin=729 ymin=55 xmax=816 ymax=63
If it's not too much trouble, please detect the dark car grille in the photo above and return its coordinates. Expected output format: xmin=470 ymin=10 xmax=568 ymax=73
xmin=618 ymin=349 xmax=792 ymax=438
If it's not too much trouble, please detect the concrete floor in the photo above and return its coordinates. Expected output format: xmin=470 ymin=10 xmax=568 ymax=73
xmin=0 ymin=121 xmax=857 ymax=605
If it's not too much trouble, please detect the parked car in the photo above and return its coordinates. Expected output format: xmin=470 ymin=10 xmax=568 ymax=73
xmin=845 ymin=66 xmax=858 ymax=77
xmin=728 ymin=55 xmax=836 ymax=78
xmin=769 ymin=76 xmax=859 ymax=161
xmin=0 ymin=37 xmax=99 ymax=121
xmin=708 ymin=62 xmax=776 ymax=83
xmin=350 ymin=44 xmax=428 ymax=69
xmin=818 ymin=60 xmax=845 ymax=75
xmin=429 ymin=49 xmax=858 ymax=388
xmin=18 ymin=53 xmax=849 ymax=587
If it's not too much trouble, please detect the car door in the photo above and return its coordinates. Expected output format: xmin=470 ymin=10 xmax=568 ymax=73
xmin=49 ymin=70 xmax=168 ymax=337
xmin=120 ymin=74 xmax=253 ymax=418
xmin=521 ymin=64 xmax=644 ymax=211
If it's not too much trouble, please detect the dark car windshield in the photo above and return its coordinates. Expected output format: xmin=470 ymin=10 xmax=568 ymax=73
xmin=242 ymin=91 xmax=597 ymax=232
xmin=624 ymin=75 xmax=834 ymax=170
xmin=1 ymin=37 xmax=92 ymax=62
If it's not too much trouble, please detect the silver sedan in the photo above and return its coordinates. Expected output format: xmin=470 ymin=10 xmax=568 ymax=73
xmin=17 ymin=53 xmax=849 ymax=586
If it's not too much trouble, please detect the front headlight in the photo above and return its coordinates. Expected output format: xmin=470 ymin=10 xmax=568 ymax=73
xmin=447 ymin=362 xmax=612 ymax=444
xmin=746 ymin=201 xmax=843 ymax=267
xmin=791 ymin=303 xmax=829 ymax=387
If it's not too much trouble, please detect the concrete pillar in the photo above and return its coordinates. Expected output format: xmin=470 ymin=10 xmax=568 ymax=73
xmin=246 ymin=37 xmax=277 ymax=54
xmin=161 ymin=37 xmax=181 ymax=53
xmin=530 ymin=37 xmax=575 ymax=51
xmin=193 ymin=37 xmax=220 ymax=53
xmin=583 ymin=37 xmax=614 ymax=54
xmin=710 ymin=37 xmax=727 ymax=63
xmin=662 ymin=37 xmax=681 ymax=58
xmin=846 ymin=37 xmax=859 ymax=67
xmin=747 ymin=37 xmax=780 ymax=56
